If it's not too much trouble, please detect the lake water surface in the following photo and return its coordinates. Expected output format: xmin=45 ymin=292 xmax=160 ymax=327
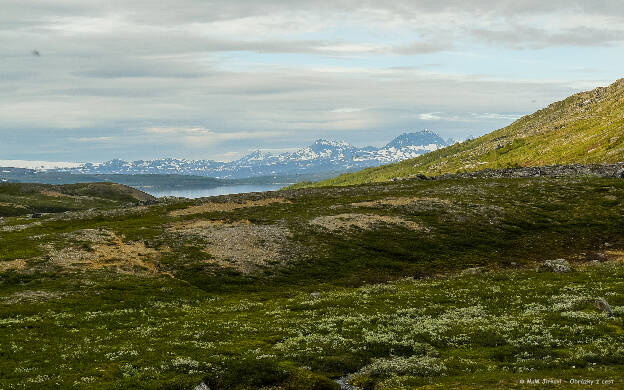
xmin=138 ymin=184 xmax=287 ymax=199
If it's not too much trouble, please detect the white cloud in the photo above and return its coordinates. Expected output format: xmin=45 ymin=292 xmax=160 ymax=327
xmin=330 ymin=107 xmax=368 ymax=113
xmin=73 ymin=136 xmax=115 ymax=142
xmin=143 ymin=127 xmax=286 ymax=146
xmin=472 ymin=113 xmax=523 ymax=120
xmin=0 ymin=0 xmax=622 ymax=161
xmin=418 ymin=112 xmax=442 ymax=120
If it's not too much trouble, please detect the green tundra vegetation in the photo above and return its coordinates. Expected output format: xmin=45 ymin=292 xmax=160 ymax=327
xmin=1 ymin=177 xmax=623 ymax=389
xmin=0 ymin=182 xmax=155 ymax=217
xmin=293 ymin=78 xmax=624 ymax=189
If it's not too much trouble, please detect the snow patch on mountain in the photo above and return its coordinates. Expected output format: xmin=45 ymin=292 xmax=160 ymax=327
xmin=48 ymin=131 xmax=449 ymax=179
xmin=0 ymin=160 xmax=83 ymax=170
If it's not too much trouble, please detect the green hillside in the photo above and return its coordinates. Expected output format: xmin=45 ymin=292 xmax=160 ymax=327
xmin=296 ymin=78 xmax=624 ymax=188
xmin=0 ymin=182 xmax=155 ymax=217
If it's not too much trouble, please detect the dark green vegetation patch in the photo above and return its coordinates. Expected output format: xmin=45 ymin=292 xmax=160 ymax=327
xmin=0 ymin=182 xmax=154 ymax=217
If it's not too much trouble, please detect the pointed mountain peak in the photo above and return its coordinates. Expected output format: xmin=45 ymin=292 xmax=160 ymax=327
xmin=307 ymin=139 xmax=354 ymax=153
xmin=311 ymin=139 xmax=352 ymax=147
xmin=384 ymin=131 xmax=447 ymax=149
xmin=239 ymin=150 xmax=272 ymax=161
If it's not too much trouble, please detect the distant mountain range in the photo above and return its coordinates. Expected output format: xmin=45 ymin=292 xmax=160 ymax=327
xmin=51 ymin=131 xmax=451 ymax=179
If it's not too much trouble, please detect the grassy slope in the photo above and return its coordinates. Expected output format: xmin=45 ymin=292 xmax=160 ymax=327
xmin=1 ymin=177 xmax=624 ymax=388
xmin=0 ymin=182 xmax=154 ymax=217
xmin=295 ymin=78 xmax=624 ymax=188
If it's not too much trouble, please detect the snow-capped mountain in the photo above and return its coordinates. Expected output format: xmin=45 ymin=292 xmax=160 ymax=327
xmin=56 ymin=131 xmax=449 ymax=179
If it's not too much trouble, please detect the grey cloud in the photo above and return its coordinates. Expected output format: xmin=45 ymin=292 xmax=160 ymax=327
xmin=1 ymin=0 xmax=622 ymax=162
xmin=2 ymin=1 xmax=623 ymax=60
xmin=73 ymin=69 xmax=207 ymax=79
xmin=472 ymin=26 xmax=624 ymax=49
xmin=394 ymin=41 xmax=453 ymax=54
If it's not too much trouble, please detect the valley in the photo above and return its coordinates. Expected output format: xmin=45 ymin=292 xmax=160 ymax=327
xmin=1 ymin=174 xmax=623 ymax=388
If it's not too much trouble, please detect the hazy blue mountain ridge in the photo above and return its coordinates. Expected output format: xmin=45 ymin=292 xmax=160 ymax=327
xmin=52 ymin=131 xmax=449 ymax=179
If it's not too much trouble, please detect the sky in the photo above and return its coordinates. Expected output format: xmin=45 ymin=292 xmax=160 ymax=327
xmin=1 ymin=1 xmax=623 ymax=162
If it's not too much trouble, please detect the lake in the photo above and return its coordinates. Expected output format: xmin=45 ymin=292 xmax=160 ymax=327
xmin=137 ymin=183 xmax=287 ymax=198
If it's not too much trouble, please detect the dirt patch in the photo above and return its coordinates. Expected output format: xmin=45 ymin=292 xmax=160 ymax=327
xmin=1 ymin=221 xmax=42 ymax=232
xmin=350 ymin=197 xmax=451 ymax=208
xmin=204 ymin=224 xmax=298 ymax=274
xmin=47 ymin=205 xmax=150 ymax=222
xmin=605 ymin=250 xmax=624 ymax=262
xmin=43 ymin=229 xmax=171 ymax=276
xmin=169 ymin=219 xmax=251 ymax=231
xmin=0 ymin=259 xmax=27 ymax=272
xmin=40 ymin=190 xmax=91 ymax=200
xmin=0 ymin=202 xmax=27 ymax=208
xmin=169 ymin=198 xmax=291 ymax=217
xmin=41 ymin=190 xmax=70 ymax=198
xmin=309 ymin=213 xmax=424 ymax=232
xmin=171 ymin=222 xmax=299 ymax=274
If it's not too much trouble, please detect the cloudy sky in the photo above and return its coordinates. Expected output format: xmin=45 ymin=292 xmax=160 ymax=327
xmin=1 ymin=1 xmax=623 ymax=162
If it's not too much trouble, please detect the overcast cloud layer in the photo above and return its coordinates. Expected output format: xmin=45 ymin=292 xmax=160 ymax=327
xmin=1 ymin=0 xmax=623 ymax=162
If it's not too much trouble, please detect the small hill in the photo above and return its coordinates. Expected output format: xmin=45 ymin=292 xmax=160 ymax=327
xmin=0 ymin=182 xmax=155 ymax=216
xmin=300 ymin=78 xmax=624 ymax=187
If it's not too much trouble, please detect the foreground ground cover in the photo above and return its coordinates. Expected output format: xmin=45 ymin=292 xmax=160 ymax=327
xmin=1 ymin=262 xmax=623 ymax=389
xmin=1 ymin=177 xmax=623 ymax=388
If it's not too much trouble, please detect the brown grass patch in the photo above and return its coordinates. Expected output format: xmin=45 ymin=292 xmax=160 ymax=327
xmin=169 ymin=219 xmax=251 ymax=231
xmin=40 ymin=190 xmax=95 ymax=200
xmin=169 ymin=198 xmax=291 ymax=217
xmin=350 ymin=197 xmax=451 ymax=208
xmin=0 ymin=201 xmax=27 ymax=208
xmin=40 ymin=190 xmax=69 ymax=198
xmin=44 ymin=229 xmax=171 ymax=276
xmin=309 ymin=213 xmax=423 ymax=232
xmin=605 ymin=250 xmax=624 ymax=262
xmin=0 ymin=259 xmax=27 ymax=272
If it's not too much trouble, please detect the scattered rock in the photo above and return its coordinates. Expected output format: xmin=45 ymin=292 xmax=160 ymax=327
xmin=541 ymin=259 xmax=571 ymax=273
xmin=408 ymin=173 xmax=430 ymax=180
xmin=1 ymin=221 xmax=42 ymax=232
xmin=595 ymin=298 xmax=613 ymax=317
xmin=173 ymin=223 xmax=301 ymax=274
xmin=429 ymin=163 xmax=624 ymax=181
xmin=462 ymin=267 xmax=484 ymax=275
xmin=335 ymin=375 xmax=359 ymax=390
xmin=194 ymin=381 xmax=210 ymax=390
xmin=590 ymin=252 xmax=608 ymax=262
